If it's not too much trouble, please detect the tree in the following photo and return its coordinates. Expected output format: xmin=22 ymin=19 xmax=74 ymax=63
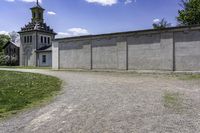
xmin=0 ymin=34 xmax=10 ymax=52
xmin=177 ymin=0 xmax=200 ymax=25
xmin=153 ymin=18 xmax=171 ymax=29
xmin=9 ymin=31 xmax=19 ymax=42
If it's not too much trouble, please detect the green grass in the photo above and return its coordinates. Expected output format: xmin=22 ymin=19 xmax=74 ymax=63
xmin=163 ymin=91 xmax=183 ymax=112
xmin=175 ymin=74 xmax=200 ymax=80
xmin=0 ymin=71 xmax=62 ymax=119
xmin=0 ymin=66 xmax=51 ymax=69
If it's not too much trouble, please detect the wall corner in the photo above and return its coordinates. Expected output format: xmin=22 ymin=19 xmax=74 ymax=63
xmin=52 ymin=41 xmax=59 ymax=70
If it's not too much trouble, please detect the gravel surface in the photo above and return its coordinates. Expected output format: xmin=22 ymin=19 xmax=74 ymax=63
xmin=0 ymin=69 xmax=200 ymax=133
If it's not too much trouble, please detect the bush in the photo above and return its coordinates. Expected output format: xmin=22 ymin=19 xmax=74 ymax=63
xmin=0 ymin=52 xmax=6 ymax=66
xmin=0 ymin=53 xmax=18 ymax=66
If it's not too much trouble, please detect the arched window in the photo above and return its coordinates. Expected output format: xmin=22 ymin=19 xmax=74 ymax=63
xmin=48 ymin=37 xmax=50 ymax=44
xmin=30 ymin=36 xmax=32 ymax=43
xmin=39 ymin=13 xmax=41 ymax=19
xmin=44 ymin=37 xmax=47 ymax=44
xmin=27 ymin=36 xmax=29 ymax=43
xmin=24 ymin=36 xmax=26 ymax=43
xmin=33 ymin=12 xmax=36 ymax=18
xmin=41 ymin=36 xmax=43 ymax=43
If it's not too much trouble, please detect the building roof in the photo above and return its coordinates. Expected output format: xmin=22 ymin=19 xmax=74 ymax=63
xmin=30 ymin=0 xmax=44 ymax=10
xmin=3 ymin=41 xmax=20 ymax=49
xmin=19 ymin=22 xmax=56 ymax=35
xmin=30 ymin=4 xmax=44 ymax=10
xmin=55 ymin=25 xmax=200 ymax=41
xmin=36 ymin=45 xmax=52 ymax=52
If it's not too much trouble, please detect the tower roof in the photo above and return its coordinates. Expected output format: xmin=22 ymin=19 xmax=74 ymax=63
xmin=30 ymin=0 xmax=44 ymax=10
xmin=19 ymin=0 xmax=56 ymax=35
xmin=19 ymin=21 xmax=56 ymax=34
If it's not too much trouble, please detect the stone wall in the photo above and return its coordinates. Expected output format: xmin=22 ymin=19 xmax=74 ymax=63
xmin=53 ymin=26 xmax=200 ymax=71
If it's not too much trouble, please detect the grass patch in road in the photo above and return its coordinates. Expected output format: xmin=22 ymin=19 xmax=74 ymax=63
xmin=0 ymin=71 xmax=62 ymax=119
xmin=163 ymin=91 xmax=183 ymax=113
xmin=175 ymin=74 xmax=200 ymax=80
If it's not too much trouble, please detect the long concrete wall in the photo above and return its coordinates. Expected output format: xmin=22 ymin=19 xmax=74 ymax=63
xmin=59 ymin=41 xmax=91 ymax=69
xmin=174 ymin=30 xmax=200 ymax=71
xmin=52 ymin=26 xmax=200 ymax=71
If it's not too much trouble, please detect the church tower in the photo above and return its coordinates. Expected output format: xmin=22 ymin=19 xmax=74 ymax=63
xmin=31 ymin=0 xmax=44 ymax=23
xmin=18 ymin=0 xmax=56 ymax=67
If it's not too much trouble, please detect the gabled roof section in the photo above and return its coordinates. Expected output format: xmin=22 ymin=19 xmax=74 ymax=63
xmin=3 ymin=41 xmax=20 ymax=49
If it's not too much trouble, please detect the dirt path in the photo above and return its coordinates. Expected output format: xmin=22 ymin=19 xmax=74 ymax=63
xmin=0 ymin=69 xmax=200 ymax=133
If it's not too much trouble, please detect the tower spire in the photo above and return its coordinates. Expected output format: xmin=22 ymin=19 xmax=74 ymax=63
xmin=31 ymin=0 xmax=44 ymax=23
xmin=36 ymin=0 xmax=39 ymax=6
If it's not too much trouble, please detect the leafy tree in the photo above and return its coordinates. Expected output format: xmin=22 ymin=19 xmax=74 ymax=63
xmin=153 ymin=18 xmax=171 ymax=29
xmin=0 ymin=34 xmax=10 ymax=52
xmin=177 ymin=0 xmax=200 ymax=25
xmin=9 ymin=31 xmax=19 ymax=42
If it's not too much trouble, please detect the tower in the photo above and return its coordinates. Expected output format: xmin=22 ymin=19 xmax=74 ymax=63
xmin=31 ymin=0 xmax=44 ymax=23
xmin=18 ymin=0 xmax=56 ymax=67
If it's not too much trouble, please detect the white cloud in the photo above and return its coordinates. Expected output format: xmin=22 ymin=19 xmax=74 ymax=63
xmin=85 ymin=0 xmax=117 ymax=6
xmin=6 ymin=0 xmax=133 ymax=5
xmin=56 ymin=32 xmax=71 ymax=38
xmin=20 ymin=0 xmax=42 ymax=3
xmin=5 ymin=0 xmax=42 ymax=3
xmin=153 ymin=18 xmax=160 ymax=23
xmin=125 ymin=0 xmax=132 ymax=4
xmin=47 ymin=11 xmax=56 ymax=15
xmin=68 ymin=28 xmax=89 ymax=36
xmin=0 ymin=31 xmax=9 ymax=35
xmin=56 ymin=28 xmax=90 ymax=38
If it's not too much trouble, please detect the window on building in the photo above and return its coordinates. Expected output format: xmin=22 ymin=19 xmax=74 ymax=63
xmin=33 ymin=12 xmax=36 ymax=18
xmin=24 ymin=36 xmax=26 ymax=43
xmin=42 ymin=55 xmax=46 ymax=63
xmin=27 ymin=36 xmax=29 ymax=43
xmin=44 ymin=37 xmax=47 ymax=44
xmin=41 ymin=36 xmax=43 ymax=43
xmin=48 ymin=37 xmax=50 ymax=44
xmin=39 ymin=13 xmax=41 ymax=19
xmin=13 ymin=48 xmax=16 ymax=53
xmin=30 ymin=36 xmax=32 ymax=43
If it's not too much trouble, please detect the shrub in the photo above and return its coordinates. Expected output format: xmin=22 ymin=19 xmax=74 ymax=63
xmin=0 ymin=53 xmax=18 ymax=66
xmin=0 ymin=52 xmax=6 ymax=66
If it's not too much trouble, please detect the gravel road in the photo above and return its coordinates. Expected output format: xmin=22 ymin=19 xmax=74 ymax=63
xmin=0 ymin=69 xmax=200 ymax=133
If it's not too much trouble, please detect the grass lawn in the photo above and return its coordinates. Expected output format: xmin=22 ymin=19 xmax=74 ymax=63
xmin=0 ymin=66 xmax=51 ymax=69
xmin=0 ymin=70 xmax=62 ymax=119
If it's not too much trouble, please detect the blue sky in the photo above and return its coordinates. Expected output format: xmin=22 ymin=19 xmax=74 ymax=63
xmin=0 ymin=0 xmax=180 ymax=37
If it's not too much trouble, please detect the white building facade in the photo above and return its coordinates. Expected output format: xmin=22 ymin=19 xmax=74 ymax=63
xmin=18 ymin=2 xmax=56 ymax=67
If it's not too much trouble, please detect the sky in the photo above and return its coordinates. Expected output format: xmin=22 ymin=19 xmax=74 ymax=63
xmin=0 ymin=0 xmax=181 ymax=38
